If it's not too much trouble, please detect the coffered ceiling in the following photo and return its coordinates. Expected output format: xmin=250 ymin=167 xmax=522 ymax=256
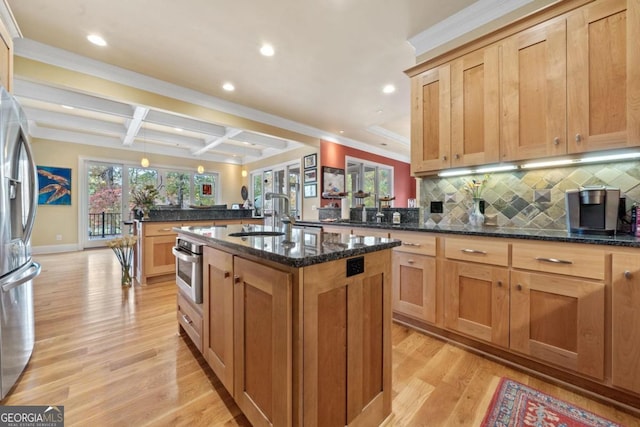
xmin=3 ymin=0 xmax=553 ymax=165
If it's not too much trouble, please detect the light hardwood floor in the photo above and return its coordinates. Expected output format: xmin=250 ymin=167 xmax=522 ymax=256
xmin=3 ymin=249 xmax=639 ymax=426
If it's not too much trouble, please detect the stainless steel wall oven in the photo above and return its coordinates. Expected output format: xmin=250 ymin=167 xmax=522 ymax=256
xmin=172 ymin=237 xmax=203 ymax=303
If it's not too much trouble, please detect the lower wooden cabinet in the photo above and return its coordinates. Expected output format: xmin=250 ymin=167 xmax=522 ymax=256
xmin=392 ymin=251 xmax=436 ymax=324
xmin=202 ymin=247 xmax=234 ymax=394
xmin=144 ymin=235 xmax=176 ymax=276
xmin=611 ymin=253 xmax=640 ymax=393
xmin=443 ymin=260 xmax=510 ymax=348
xmin=510 ymin=270 xmax=604 ymax=380
xmin=177 ymin=290 xmax=202 ymax=352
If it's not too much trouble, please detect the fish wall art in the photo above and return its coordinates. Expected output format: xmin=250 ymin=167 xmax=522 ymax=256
xmin=37 ymin=166 xmax=72 ymax=205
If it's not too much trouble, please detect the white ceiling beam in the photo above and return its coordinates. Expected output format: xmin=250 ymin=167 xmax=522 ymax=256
xmin=145 ymin=110 xmax=227 ymax=137
xmin=23 ymin=107 xmax=125 ymax=135
xmin=140 ymin=128 xmax=204 ymax=148
xmin=212 ymin=143 xmax=262 ymax=158
xmin=14 ymin=79 xmax=135 ymax=118
xmin=233 ymin=131 xmax=288 ymax=149
xmin=192 ymin=128 xmax=243 ymax=156
xmin=122 ymin=106 xmax=149 ymax=146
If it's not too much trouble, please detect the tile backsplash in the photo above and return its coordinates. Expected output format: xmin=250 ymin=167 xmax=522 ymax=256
xmin=420 ymin=160 xmax=640 ymax=229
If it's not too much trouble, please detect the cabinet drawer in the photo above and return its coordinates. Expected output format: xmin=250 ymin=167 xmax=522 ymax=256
xmin=177 ymin=291 xmax=202 ymax=351
xmin=144 ymin=222 xmax=179 ymax=237
xmin=182 ymin=220 xmax=215 ymax=228
xmin=390 ymin=231 xmax=436 ymax=256
xmin=444 ymin=236 xmax=508 ymax=266
xmin=512 ymin=241 xmax=605 ymax=280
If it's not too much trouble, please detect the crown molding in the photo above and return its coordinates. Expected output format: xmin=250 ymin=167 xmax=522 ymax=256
xmin=408 ymin=0 xmax=534 ymax=57
xmin=0 ymin=0 xmax=21 ymax=38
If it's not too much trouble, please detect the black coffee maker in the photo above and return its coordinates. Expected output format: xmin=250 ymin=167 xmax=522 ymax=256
xmin=565 ymin=187 xmax=620 ymax=235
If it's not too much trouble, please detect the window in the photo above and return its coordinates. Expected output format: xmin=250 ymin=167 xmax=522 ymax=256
xmin=193 ymin=174 xmax=218 ymax=207
xmin=346 ymin=157 xmax=394 ymax=208
xmin=250 ymin=162 xmax=300 ymax=219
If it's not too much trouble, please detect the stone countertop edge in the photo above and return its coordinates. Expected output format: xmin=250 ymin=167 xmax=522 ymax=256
xmin=173 ymin=225 xmax=402 ymax=268
xmin=301 ymin=221 xmax=640 ymax=248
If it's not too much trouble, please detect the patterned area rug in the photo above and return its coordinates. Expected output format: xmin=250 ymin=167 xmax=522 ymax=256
xmin=481 ymin=378 xmax=621 ymax=427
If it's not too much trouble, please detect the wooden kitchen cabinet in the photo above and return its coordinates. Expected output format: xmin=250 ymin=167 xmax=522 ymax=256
xmin=410 ymin=64 xmax=451 ymax=173
xmin=611 ymin=252 xmax=640 ymax=393
xmin=501 ymin=17 xmax=567 ymax=161
xmin=177 ymin=289 xmax=203 ymax=352
xmin=450 ymin=45 xmax=500 ymax=167
xmin=144 ymin=235 xmax=176 ymax=276
xmin=567 ymin=0 xmax=640 ymax=152
xmin=233 ymin=256 xmax=292 ymax=427
xmin=443 ymin=260 xmax=510 ymax=348
xmin=510 ymin=270 xmax=604 ymax=380
xmin=391 ymin=231 xmax=437 ymax=324
xmin=302 ymin=250 xmax=392 ymax=426
xmin=202 ymin=246 xmax=234 ymax=394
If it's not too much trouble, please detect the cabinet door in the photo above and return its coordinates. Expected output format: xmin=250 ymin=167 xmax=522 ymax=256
xmin=202 ymin=247 xmax=234 ymax=394
xmin=501 ymin=18 xmax=567 ymax=161
xmin=611 ymin=253 xmax=640 ymax=393
xmin=411 ymin=64 xmax=451 ymax=173
xmin=302 ymin=250 xmax=392 ymax=427
xmin=510 ymin=270 xmax=604 ymax=379
xmin=443 ymin=261 xmax=509 ymax=348
xmin=450 ymin=45 xmax=500 ymax=167
xmin=392 ymin=251 xmax=436 ymax=324
xmin=233 ymin=257 xmax=292 ymax=427
xmin=567 ymin=0 xmax=640 ymax=152
xmin=144 ymin=235 xmax=176 ymax=275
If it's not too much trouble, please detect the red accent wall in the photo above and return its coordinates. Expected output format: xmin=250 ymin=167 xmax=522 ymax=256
xmin=320 ymin=140 xmax=416 ymax=207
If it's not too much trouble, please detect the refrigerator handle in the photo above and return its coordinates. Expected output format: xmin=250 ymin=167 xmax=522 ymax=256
xmin=0 ymin=261 xmax=41 ymax=292
xmin=21 ymin=127 xmax=38 ymax=243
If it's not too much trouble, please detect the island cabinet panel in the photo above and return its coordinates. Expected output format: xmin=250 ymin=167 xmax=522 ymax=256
xmin=233 ymin=257 xmax=292 ymax=427
xmin=303 ymin=250 xmax=392 ymax=427
xmin=392 ymin=251 xmax=436 ymax=324
xmin=510 ymin=270 xmax=604 ymax=380
xmin=202 ymin=247 xmax=234 ymax=394
xmin=611 ymin=252 xmax=640 ymax=393
xmin=144 ymin=235 xmax=176 ymax=276
xmin=567 ymin=0 xmax=640 ymax=152
xmin=411 ymin=64 xmax=451 ymax=174
xmin=500 ymin=17 xmax=567 ymax=161
xmin=443 ymin=260 xmax=510 ymax=348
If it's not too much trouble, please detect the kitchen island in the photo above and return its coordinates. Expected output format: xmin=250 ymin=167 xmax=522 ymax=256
xmin=174 ymin=224 xmax=401 ymax=427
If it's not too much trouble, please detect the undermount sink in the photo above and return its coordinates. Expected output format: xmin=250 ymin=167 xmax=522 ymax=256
xmin=228 ymin=231 xmax=285 ymax=237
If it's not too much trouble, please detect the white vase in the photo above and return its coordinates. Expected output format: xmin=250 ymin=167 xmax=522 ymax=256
xmin=469 ymin=198 xmax=484 ymax=227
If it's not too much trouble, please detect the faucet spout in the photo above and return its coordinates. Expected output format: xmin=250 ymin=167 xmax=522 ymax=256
xmin=265 ymin=192 xmax=295 ymax=232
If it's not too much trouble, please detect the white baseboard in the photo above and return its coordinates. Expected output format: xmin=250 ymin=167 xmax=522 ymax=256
xmin=32 ymin=243 xmax=82 ymax=255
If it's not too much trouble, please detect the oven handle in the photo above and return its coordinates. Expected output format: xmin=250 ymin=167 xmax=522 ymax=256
xmin=172 ymin=247 xmax=201 ymax=264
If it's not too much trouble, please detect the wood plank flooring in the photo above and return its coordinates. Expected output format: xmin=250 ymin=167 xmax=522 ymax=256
xmin=2 ymin=249 xmax=639 ymax=426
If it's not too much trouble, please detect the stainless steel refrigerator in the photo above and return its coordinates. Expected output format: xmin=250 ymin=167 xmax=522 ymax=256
xmin=0 ymin=86 xmax=40 ymax=400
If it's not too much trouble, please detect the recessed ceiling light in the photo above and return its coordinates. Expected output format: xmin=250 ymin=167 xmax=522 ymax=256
xmin=61 ymin=105 xmax=74 ymax=110
xmin=260 ymin=44 xmax=275 ymax=57
xmin=339 ymin=130 xmax=345 ymax=134
xmin=87 ymin=34 xmax=107 ymax=47
xmin=223 ymin=82 xmax=235 ymax=91
xmin=382 ymin=84 xmax=395 ymax=94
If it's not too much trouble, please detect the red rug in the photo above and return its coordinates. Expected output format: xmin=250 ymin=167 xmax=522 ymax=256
xmin=481 ymin=378 xmax=622 ymax=427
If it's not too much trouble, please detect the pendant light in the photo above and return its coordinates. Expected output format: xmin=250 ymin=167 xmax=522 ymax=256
xmin=140 ymin=123 xmax=149 ymax=168
xmin=197 ymin=165 xmax=204 ymax=174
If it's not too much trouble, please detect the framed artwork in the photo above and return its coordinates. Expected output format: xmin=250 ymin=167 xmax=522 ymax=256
xmin=304 ymin=169 xmax=317 ymax=183
xmin=304 ymin=183 xmax=317 ymax=198
xmin=303 ymin=153 xmax=317 ymax=169
xmin=37 ymin=166 xmax=72 ymax=205
xmin=322 ymin=166 xmax=345 ymax=195
xmin=201 ymin=183 xmax=213 ymax=196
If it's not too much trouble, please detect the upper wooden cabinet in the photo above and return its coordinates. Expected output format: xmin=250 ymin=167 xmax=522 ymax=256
xmin=566 ymin=0 xmax=640 ymax=152
xmin=501 ymin=18 xmax=567 ymax=161
xmin=408 ymin=0 xmax=640 ymax=174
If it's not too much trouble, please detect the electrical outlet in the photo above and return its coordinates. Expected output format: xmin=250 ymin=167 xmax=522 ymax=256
xmin=55 ymin=234 xmax=62 ymax=241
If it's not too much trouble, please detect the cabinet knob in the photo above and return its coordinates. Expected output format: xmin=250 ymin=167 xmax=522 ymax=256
xmin=454 ymin=154 xmax=460 ymax=160
xmin=553 ymin=137 xmax=560 ymax=145
xmin=497 ymin=280 xmax=502 ymax=287
xmin=442 ymin=155 xmax=448 ymax=161
xmin=224 ymin=271 xmax=230 ymax=278
xmin=575 ymin=134 xmax=582 ymax=143
xmin=516 ymin=284 xmax=522 ymax=291
xmin=624 ymin=271 xmax=632 ymax=280
xmin=234 ymin=275 xmax=241 ymax=284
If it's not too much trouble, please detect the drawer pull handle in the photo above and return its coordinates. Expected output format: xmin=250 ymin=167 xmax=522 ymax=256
xmin=182 ymin=314 xmax=193 ymax=325
xmin=402 ymin=242 xmax=422 ymax=247
xmin=407 ymin=259 xmax=415 ymax=264
xmin=161 ymin=228 xmax=173 ymax=231
xmin=535 ymin=257 xmax=573 ymax=265
xmin=625 ymin=271 xmax=632 ymax=279
xmin=461 ymin=248 xmax=487 ymax=255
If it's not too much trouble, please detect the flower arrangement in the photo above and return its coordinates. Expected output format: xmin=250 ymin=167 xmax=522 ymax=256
xmin=108 ymin=234 xmax=137 ymax=287
xmin=130 ymin=184 xmax=160 ymax=218
xmin=463 ymin=174 xmax=490 ymax=199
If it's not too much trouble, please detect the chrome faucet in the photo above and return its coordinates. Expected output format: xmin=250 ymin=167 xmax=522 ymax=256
xmin=265 ymin=192 xmax=295 ymax=241
xmin=374 ymin=194 xmax=385 ymax=223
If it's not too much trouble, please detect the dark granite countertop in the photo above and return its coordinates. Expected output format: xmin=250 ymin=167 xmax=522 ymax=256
xmin=301 ymin=220 xmax=640 ymax=248
xmin=174 ymin=224 xmax=401 ymax=268
xmin=139 ymin=208 xmax=255 ymax=222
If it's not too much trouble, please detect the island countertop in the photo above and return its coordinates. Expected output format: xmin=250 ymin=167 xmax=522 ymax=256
xmin=174 ymin=224 xmax=401 ymax=268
